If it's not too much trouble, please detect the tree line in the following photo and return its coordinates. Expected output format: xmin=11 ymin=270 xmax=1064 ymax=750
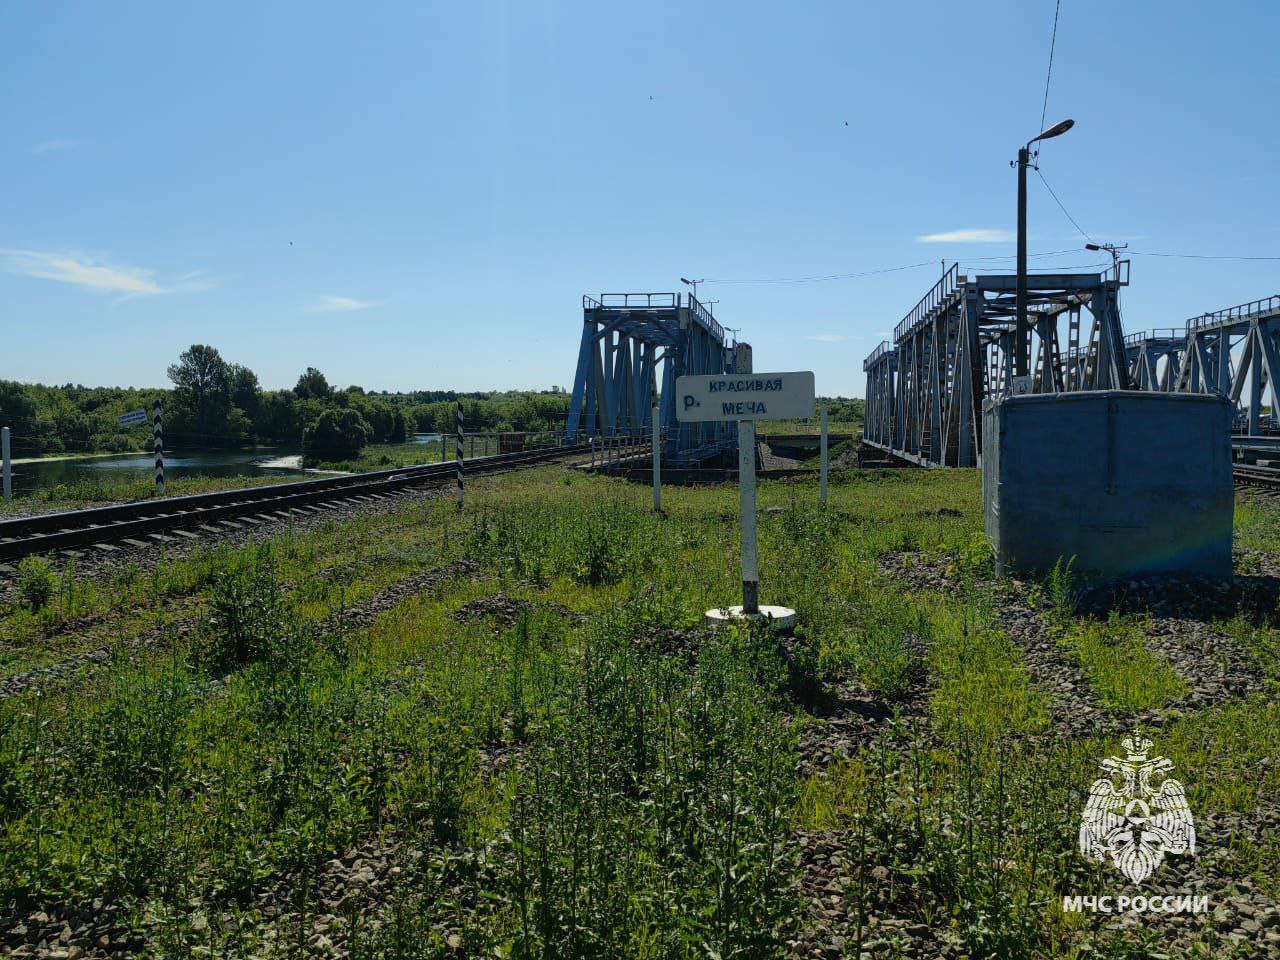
xmin=1 ymin=343 xmax=571 ymax=462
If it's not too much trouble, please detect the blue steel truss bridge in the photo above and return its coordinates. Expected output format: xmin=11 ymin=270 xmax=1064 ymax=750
xmin=567 ymin=292 xmax=751 ymax=464
xmin=864 ymin=261 xmax=1280 ymax=468
xmin=862 ymin=263 xmax=1128 ymax=467
xmin=1125 ymin=295 xmax=1280 ymax=432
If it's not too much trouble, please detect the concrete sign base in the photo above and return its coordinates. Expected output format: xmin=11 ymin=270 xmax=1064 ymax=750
xmin=705 ymin=604 xmax=797 ymax=630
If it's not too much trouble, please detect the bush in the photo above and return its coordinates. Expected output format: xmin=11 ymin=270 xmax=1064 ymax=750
xmin=302 ymin=408 xmax=372 ymax=465
xmin=198 ymin=547 xmax=292 ymax=668
xmin=17 ymin=556 xmax=56 ymax=611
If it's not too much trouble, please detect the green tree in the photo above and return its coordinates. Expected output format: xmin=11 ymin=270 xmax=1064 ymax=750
xmin=229 ymin=364 xmax=261 ymax=418
xmin=388 ymin=407 xmax=413 ymax=443
xmin=361 ymin=399 xmax=395 ymax=442
xmin=254 ymin=391 xmax=300 ymax=443
xmin=167 ymin=344 xmax=231 ymax=441
xmin=294 ymin=367 xmax=332 ymax=401
xmin=0 ymin=381 xmax=50 ymax=455
xmin=302 ymin=408 xmax=371 ymax=464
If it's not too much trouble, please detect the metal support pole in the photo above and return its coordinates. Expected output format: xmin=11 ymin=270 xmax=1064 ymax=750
xmin=152 ymin=399 xmax=164 ymax=496
xmin=819 ymin=402 xmax=828 ymax=507
xmin=1015 ymin=145 xmax=1029 ymax=377
xmin=738 ymin=420 xmax=758 ymax=614
xmin=1 ymin=426 xmax=11 ymax=502
xmin=1251 ymin=339 xmax=1263 ymax=435
xmin=456 ymin=400 xmax=464 ymax=510
xmin=651 ymin=401 xmax=661 ymax=512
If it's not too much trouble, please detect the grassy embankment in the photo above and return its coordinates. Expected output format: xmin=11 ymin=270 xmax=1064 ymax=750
xmin=0 ymin=466 xmax=1276 ymax=957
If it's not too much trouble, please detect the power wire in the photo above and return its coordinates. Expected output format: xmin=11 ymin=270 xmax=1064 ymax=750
xmin=702 ymin=248 xmax=1095 ymax=285
xmin=1035 ymin=167 xmax=1094 ymax=243
xmin=702 ymin=262 xmax=934 ymax=284
xmin=1035 ymin=0 xmax=1062 ymax=158
xmin=1129 ymin=251 xmax=1280 ymax=261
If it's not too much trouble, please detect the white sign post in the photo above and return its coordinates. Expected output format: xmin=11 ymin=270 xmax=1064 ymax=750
xmin=651 ymin=399 xmax=661 ymax=512
xmin=819 ymin=402 xmax=829 ymax=507
xmin=738 ymin=419 xmax=759 ymax=610
xmin=676 ymin=371 xmax=815 ymax=628
xmin=117 ymin=408 xmax=148 ymax=428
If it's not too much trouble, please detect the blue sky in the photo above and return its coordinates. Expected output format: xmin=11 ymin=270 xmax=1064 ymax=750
xmin=2 ymin=1 xmax=1277 ymax=396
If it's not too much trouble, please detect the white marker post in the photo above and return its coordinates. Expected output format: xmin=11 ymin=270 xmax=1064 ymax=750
xmin=738 ymin=419 xmax=758 ymax=611
xmin=819 ymin=402 xmax=829 ymax=507
xmin=676 ymin=370 xmax=814 ymax=629
xmin=1 ymin=426 xmax=11 ymax=502
xmin=651 ymin=399 xmax=661 ymax=512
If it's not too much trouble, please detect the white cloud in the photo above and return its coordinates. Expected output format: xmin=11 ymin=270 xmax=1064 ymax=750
xmin=304 ymin=294 xmax=383 ymax=313
xmin=32 ymin=139 xmax=77 ymax=155
xmin=805 ymin=333 xmax=855 ymax=343
xmin=916 ymin=228 xmax=1014 ymax=244
xmin=174 ymin=270 xmax=217 ymax=293
xmin=0 ymin=248 xmax=168 ymax=295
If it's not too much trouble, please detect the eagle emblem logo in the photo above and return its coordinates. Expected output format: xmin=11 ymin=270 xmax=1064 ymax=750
xmin=1079 ymin=735 xmax=1196 ymax=884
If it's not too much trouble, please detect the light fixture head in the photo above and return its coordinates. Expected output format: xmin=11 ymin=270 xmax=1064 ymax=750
xmin=1029 ymin=118 xmax=1075 ymax=145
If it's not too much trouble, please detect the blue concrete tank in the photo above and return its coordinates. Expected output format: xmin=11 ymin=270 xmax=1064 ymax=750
xmin=982 ymin=391 xmax=1233 ymax=579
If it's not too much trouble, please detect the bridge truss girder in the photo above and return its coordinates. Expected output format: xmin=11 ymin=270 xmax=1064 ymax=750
xmin=862 ymin=266 xmax=1129 ymax=468
xmin=1124 ymin=295 xmax=1280 ymax=434
xmin=567 ymin=293 xmax=745 ymax=463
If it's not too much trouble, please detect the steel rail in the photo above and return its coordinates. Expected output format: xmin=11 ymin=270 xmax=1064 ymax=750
xmin=1232 ymin=463 xmax=1280 ymax=489
xmin=0 ymin=444 xmax=593 ymax=562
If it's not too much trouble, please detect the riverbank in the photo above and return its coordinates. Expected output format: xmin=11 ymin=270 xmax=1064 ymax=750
xmin=11 ymin=450 xmax=145 ymax=465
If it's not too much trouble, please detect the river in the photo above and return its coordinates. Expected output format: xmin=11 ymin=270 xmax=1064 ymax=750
xmin=8 ymin=433 xmax=451 ymax=497
xmin=8 ymin=449 xmax=308 ymax=497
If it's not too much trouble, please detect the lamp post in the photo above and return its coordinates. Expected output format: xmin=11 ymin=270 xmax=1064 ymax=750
xmin=1085 ymin=241 xmax=1127 ymax=277
xmin=1015 ymin=118 xmax=1075 ymax=376
xmin=680 ymin=276 xmax=705 ymax=302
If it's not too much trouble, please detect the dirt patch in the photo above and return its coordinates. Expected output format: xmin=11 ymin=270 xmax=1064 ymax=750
xmin=451 ymin=593 xmax=576 ymax=630
xmin=790 ymin=632 xmax=933 ymax=776
xmin=789 ymin=829 xmax=956 ymax=960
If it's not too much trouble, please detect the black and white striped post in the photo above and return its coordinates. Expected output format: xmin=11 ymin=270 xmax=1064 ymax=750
xmin=455 ymin=399 xmax=464 ymax=510
xmin=152 ymin=399 xmax=164 ymax=496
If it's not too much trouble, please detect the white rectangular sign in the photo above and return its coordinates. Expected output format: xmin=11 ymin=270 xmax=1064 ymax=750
xmin=675 ymin=371 xmax=815 ymax=422
xmin=118 ymin=408 xmax=149 ymax=427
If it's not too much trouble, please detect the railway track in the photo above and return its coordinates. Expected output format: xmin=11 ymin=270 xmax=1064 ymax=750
xmin=1233 ymin=463 xmax=1280 ymax=490
xmin=0 ymin=443 xmax=593 ymax=565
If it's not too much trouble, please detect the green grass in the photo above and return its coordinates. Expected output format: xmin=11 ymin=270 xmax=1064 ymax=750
xmin=0 ymin=463 xmax=1276 ymax=959
xmin=1056 ymin=613 xmax=1188 ymax=712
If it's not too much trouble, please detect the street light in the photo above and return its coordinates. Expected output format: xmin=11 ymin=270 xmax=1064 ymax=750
xmin=1014 ymin=118 xmax=1075 ymax=377
xmin=680 ymin=277 xmax=705 ymax=301
xmin=1085 ymin=241 xmax=1127 ymax=276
